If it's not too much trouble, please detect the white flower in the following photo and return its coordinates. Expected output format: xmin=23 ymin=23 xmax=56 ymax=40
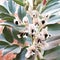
xmin=33 ymin=17 xmax=41 ymax=26
xmin=25 ymin=50 xmax=35 ymax=58
xmin=25 ymin=45 xmax=35 ymax=58
xmin=25 ymin=44 xmax=44 ymax=59
xmin=14 ymin=18 xmax=21 ymax=25
xmin=23 ymin=16 xmax=29 ymax=25
xmin=41 ymin=27 xmax=49 ymax=39
xmin=36 ymin=32 xmax=45 ymax=41
xmin=41 ymin=27 xmax=48 ymax=33
xmin=23 ymin=35 xmax=28 ymax=38
xmin=17 ymin=34 xmax=21 ymax=38
xmin=28 ymin=24 xmax=36 ymax=34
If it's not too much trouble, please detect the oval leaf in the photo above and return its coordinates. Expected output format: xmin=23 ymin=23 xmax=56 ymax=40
xmin=8 ymin=0 xmax=16 ymax=14
xmin=13 ymin=0 xmax=25 ymax=6
xmin=0 ymin=5 xmax=9 ymax=14
xmin=44 ymin=46 xmax=60 ymax=60
xmin=0 ymin=13 xmax=15 ymax=22
xmin=3 ymin=27 xmax=14 ymax=43
xmin=0 ymin=41 xmax=10 ymax=49
xmin=3 ymin=45 xmax=21 ymax=55
xmin=18 ymin=6 xmax=26 ymax=20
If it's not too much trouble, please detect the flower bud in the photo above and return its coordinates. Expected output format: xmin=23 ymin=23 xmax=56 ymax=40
xmin=14 ymin=18 xmax=21 ymax=25
xmin=23 ymin=16 xmax=29 ymax=26
xmin=41 ymin=27 xmax=49 ymax=39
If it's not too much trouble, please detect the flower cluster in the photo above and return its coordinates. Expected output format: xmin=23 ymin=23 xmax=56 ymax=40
xmin=14 ymin=9 xmax=50 ymax=59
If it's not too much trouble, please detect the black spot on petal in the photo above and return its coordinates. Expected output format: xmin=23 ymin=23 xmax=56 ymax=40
xmin=15 ymin=21 xmax=18 ymax=25
xmin=31 ymin=29 xmax=34 ymax=33
xmin=20 ymin=33 xmax=24 ymax=37
xmin=32 ymin=34 xmax=34 ymax=37
xmin=44 ymin=34 xmax=48 ymax=38
xmin=33 ymin=15 xmax=35 ymax=17
xmin=32 ymin=50 xmax=35 ymax=52
xmin=25 ymin=33 xmax=28 ymax=36
xmin=41 ymin=20 xmax=45 ymax=24
xmin=35 ymin=22 xmax=39 ymax=26
xmin=37 ymin=39 xmax=41 ymax=43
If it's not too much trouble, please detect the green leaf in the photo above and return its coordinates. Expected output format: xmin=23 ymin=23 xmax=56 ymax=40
xmin=3 ymin=1 xmax=9 ymax=10
xmin=44 ymin=22 xmax=60 ymax=36
xmin=18 ymin=6 xmax=26 ymax=20
xmin=48 ymin=30 xmax=60 ymax=36
xmin=0 ymin=22 xmax=25 ymax=32
xmin=44 ymin=46 xmax=60 ymax=60
xmin=46 ymin=0 xmax=59 ymax=5
xmin=0 ymin=5 xmax=9 ymax=14
xmin=0 ymin=34 xmax=6 ymax=41
xmin=41 ymin=0 xmax=60 ymax=14
xmin=47 ymin=15 xmax=60 ymax=25
xmin=47 ymin=24 xmax=60 ymax=30
xmin=0 ymin=22 xmax=17 ymax=27
xmin=0 ymin=13 xmax=15 ymax=22
xmin=13 ymin=0 xmax=25 ymax=6
xmin=46 ymin=35 xmax=60 ymax=42
xmin=8 ymin=0 xmax=16 ymax=14
xmin=0 ymin=34 xmax=11 ymax=44
xmin=14 ymin=47 xmax=28 ymax=60
xmin=3 ymin=45 xmax=21 ymax=55
xmin=0 ymin=41 xmax=10 ymax=49
xmin=46 ymin=24 xmax=60 ymax=36
xmin=3 ymin=26 xmax=14 ymax=43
